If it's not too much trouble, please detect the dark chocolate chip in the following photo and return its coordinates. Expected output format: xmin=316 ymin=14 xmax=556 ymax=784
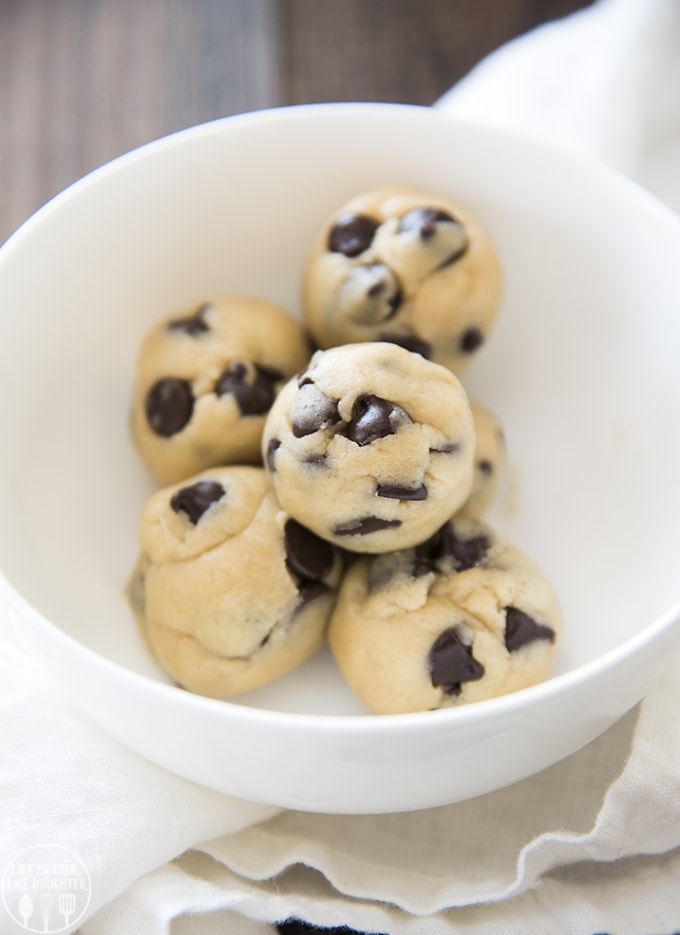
xmin=266 ymin=438 xmax=281 ymax=471
xmin=328 ymin=212 xmax=379 ymax=257
xmin=215 ymin=361 xmax=282 ymax=416
xmin=303 ymin=453 xmax=328 ymax=467
xmin=460 ymin=327 xmax=484 ymax=354
xmin=284 ymin=519 xmax=335 ymax=583
xmin=345 ymin=394 xmax=410 ymax=446
xmin=291 ymin=383 xmax=341 ymax=437
xmin=504 ymin=607 xmax=555 ymax=652
xmin=417 ymin=523 xmax=491 ymax=573
xmin=376 ymin=483 xmax=428 ymax=501
xmin=295 ymin=580 xmax=332 ymax=610
xmin=333 ymin=516 xmax=402 ymax=537
xmin=412 ymin=555 xmax=434 ymax=578
xmin=443 ymin=528 xmax=491 ymax=571
xmin=398 ymin=207 xmax=468 ymax=267
xmin=430 ymin=441 xmax=461 ymax=454
xmin=379 ymin=333 xmax=432 ymax=360
xmin=429 ymin=626 xmax=485 ymax=695
xmin=340 ymin=263 xmax=402 ymax=325
xmin=145 ymin=377 xmax=194 ymax=437
xmin=398 ymin=207 xmax=456 ymax=240
xmin=170 ymin=480 xmax=225 ymax=525
xmin=412 ymin=533 xmax=438 ymax=576
xmin=167 ymin=302 xmax=211 ymax=336
xmin=368 ymin=274 xmax=392 ymax=300
xmin=478 ymin=459 xmax=494 ymax=476
xmin=439 ymin=247 xmax=468 ymax=268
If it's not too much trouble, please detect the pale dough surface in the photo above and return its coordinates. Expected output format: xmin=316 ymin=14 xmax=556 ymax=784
xmin=463 ymin=399 xmax=506 ymax=520
xmin=302 ymin=185 xmax=503 ymax=374
xmin=131 ymin=295 xmax=311 ymax=485
xmin=128 ymin=465 xmax=343 ymax=698
xmin=329 ymin=514 xmax=562 ymax=714
xmin=262 ymin=342 xmax=476 ymax=553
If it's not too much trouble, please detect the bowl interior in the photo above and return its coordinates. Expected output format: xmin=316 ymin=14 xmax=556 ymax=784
xmin=1 ymin=104 xmax=679 ymax=717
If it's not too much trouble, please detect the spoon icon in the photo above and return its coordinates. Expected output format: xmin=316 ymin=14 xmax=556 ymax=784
xmin=18 ymin=892 xmax=34 ymax=929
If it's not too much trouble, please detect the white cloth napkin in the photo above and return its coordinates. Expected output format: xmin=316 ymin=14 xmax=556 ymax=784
xmin=436 ymin=0 xmax=680 ymax=213
xmin=4 ymin=0 xmax=680 ymax=932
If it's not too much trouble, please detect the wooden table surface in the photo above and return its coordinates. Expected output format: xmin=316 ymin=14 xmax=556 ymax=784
xmin=0 ymin=0 xmax=593 ymax=247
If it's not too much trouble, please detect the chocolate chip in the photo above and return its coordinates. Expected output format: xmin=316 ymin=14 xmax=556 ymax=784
xmin=444 ymin=529 xmax=491 ymax=571
xmin=478 ymin=459 xmax=494 ymax=476
xmin=430 ymin=441 xmax=461 ymax=454
xmin=460 ymin=327 xmax=484 ymax=354
xmin=429 ymin=626 xmax=485 ymax=695
xmin=338 ymin=263 xmax=402 ymax=325
xmin=416 ymin=523 xmax=491 ymax=573
xmin=291 ymin=382 xmax=341 ymax=437
xmin=399 ymin=207 xmax=456 ymax=240
xmin=328 ymin=212 xmax=379 ymax=257
xmin=398 ymin=207 xmax=468 ymax=266
xmin=333 ymin=516 xmax=402 ymax=537
xmin=296 ymin=580 xmax=331 ymax=609
xmin=284 ymin=519 xmax=335 ymax=583
xmin=266 ymin=438 xmax=281 ymax=471
xmin=378 ymin=332 xmax=432 ymax=359
xmin=504 ymin=607 xmax=555 ymax=652
xmin=345 ymin=394 xmax=410 ymax=446
xmin=167 ymin=302 xmax=211 ymax=336
xmin=170 ymin=479 xmax=225 ymax=525
xmin=412 ymin=555 xmax=434 ymax=578
xmin=215 ymin=361 xmax=282 ymax=416
xmin=376 ymin=483 xmax=428 ymax=501
xmin=145 ymin=377 xmax=194 ymax=437
xmin=303 ymin=453 xmax=328 ymax=467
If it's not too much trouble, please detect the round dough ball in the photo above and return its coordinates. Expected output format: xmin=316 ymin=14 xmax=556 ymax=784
xmin=262 ymin=342 xmax=476 ymax=553
xmin=131 ymin=295 xmax=312 ymax=485
xmin=328 ymin=514 xmax=562 ymax=714
xmin=128 ymin=465 xmax=344 ymax=698
xmin=302 ymin=185 xmax=503 ymax=374
xmin=462 ymin=399 xmax=506 ymax=520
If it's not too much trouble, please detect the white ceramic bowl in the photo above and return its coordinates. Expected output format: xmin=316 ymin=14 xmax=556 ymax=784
xmin=1 ymin=103 xmax=680 ymax=814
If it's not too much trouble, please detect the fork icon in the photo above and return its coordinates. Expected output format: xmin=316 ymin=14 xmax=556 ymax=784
xmin=58 ymin=893 xmax=76 ymax=927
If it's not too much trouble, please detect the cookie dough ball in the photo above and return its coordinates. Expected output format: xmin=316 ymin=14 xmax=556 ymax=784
xmin=302 ymin=185 xmax=503 ymax=374
xmin=128 ymin=466 xmax=344 ymax=698
xmin=131 ymin=295 xmax=312 ymax=485
xmin=462 ymin=400 xmax=506 ymax=520
xmin=262 ymin=342 xmax=476 ymax=553
xmin=328 ymin=514 xmax=561 ymax=714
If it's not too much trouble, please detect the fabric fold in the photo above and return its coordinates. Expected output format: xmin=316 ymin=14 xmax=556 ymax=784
xmin=435 ymin=0 xmax=679 ymax=178
xmin=0 ymin=640 xmax=278 ymax=932
xmin=195 ymin=704 xmax=634 ymax=914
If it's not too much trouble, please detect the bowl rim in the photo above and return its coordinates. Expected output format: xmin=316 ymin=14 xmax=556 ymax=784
xmin=3 ymin=100 xmax=680 ymax=255
xmin=4 ymin=569 xmax=680 ymax=734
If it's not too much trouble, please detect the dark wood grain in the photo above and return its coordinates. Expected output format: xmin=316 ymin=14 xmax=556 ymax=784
xmin=278 ymin=0 xmax=591 ymax=106
xmin=0 ymin=0 xmax=592 ymax=243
